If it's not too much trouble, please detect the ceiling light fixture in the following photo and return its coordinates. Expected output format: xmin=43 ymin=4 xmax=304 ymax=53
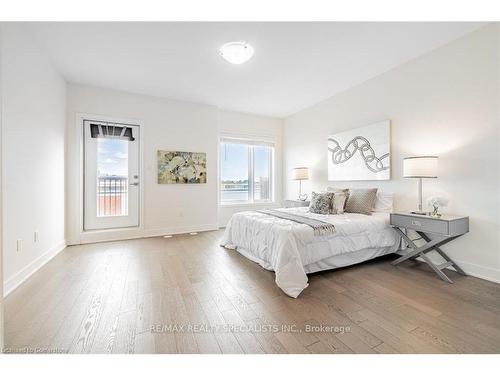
xmin=219 ymin=41 xmax=254 ymax=65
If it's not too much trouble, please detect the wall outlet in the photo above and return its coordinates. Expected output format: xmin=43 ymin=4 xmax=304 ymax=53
xmin=34 ymin=231 xmax=39 ymax=243
xmin=17 ymin=239 xmax=22 ymax=252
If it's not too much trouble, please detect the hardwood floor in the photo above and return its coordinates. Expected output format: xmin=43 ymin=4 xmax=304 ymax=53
xmin=4 ymin=230 xmax=500 ymax=354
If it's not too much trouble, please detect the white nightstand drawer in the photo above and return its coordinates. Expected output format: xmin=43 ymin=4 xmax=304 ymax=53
xmin=391 ymin=214 xmax=448 ymax=235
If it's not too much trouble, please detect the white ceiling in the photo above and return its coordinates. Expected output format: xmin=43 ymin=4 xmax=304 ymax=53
xmin=29 ymin=22 xmax=484 ymax=118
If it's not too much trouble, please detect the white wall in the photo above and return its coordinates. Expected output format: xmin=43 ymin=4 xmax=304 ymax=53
xmin=284 ymin=24 xmax=500 ymax=282
xmin=66 ymin=86 xmax=284 ymax=241
xmin=66 ymin=84 xmax=220 ymax=243
xmin=217 ymin=110 xmax=284 ymax=226
xmin=1 ymin=24 xmax=67 ymax=294
xmin=0 ymin=24 xmax=4 ymax=349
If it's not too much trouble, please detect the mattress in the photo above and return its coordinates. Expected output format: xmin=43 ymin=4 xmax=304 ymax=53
xmin=221 ymin=207 xmax=399 ymax=298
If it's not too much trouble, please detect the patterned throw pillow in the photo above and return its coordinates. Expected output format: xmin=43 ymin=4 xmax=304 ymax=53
xmin=309 ymin=192 xmax=334 ymax=214
xmin=326 ymin=188 xmax=349 ymax=210
xmin=344 ymin=188 xmax=378 ymax=215
xmin=331 ymin=192 xmax=348 ymax=214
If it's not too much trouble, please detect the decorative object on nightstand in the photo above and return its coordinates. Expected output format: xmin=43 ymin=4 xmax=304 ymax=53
xmin=427 ymin=196 xmax=449 ymax=218
xmin=292 ymin=167 xmax=309 ymax=201
xmin=390 ymin=212 xmax=468 ymax=283
xmin=403 ymin=156 xmax=438 ymax=215
xmin=284 ymin=199 xmax=310 ymax=208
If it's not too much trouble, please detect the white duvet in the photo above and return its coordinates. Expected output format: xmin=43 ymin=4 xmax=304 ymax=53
xmin=221 ymin=207 xmax=399 ymax=298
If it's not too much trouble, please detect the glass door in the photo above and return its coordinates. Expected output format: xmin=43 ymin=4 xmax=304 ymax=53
xmin=84 ymin=120 xmax=140 ymax=230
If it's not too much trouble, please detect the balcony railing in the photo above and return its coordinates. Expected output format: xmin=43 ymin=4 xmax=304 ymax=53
xmin=97 ymin=175 xmax=128 ymax=217
xmin=221 ymin=178 xmax=270 ymax=202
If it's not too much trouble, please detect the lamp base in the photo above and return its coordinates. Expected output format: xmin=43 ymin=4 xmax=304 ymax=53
xmin=298 ymin=194 xmax=308 ymax=201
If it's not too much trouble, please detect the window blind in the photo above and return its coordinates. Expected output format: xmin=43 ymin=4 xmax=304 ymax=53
xmin=90 ymin=123 xmax=136 ymax=141
xmin=219 ymin=136 xmax=275 ymax=148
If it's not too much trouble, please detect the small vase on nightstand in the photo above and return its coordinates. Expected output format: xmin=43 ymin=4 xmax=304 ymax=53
xmin=427 ymin=196 xmax=448 ymax=218
xmin=431 ymin=205 xmax=442 ymax=218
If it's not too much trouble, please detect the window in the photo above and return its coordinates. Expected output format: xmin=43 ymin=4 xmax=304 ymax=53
xmin=219 ymin=137 xmax=274 ymax=204
xmin=96 ymin=137 xmax=129 ymax=217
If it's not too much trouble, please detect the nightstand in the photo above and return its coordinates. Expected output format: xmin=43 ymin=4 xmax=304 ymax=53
xmin=284 ymin=199 xmax=310 ymax=208
xmin=390 ymin=212 xmax=469 ymax=283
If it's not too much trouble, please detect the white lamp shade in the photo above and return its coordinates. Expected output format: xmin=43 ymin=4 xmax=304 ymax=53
xmin=403 ymin=156 xmax=438 ymax=178
xmin=293 ymin=167 xmax=309 ymax=180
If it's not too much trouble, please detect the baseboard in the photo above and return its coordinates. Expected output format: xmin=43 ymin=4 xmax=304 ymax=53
xmin=73 ymin=223 xmax=219 ymax=245
xmin=452 ymin=259 xmax=500 ymax=284
xmin=142 ymin=224 xmax=219 ymax=238
xmin=77 ymin=227 xmax=144 ymax=245
xmin=3 ymin=239 xmax=67 ymax=297
xmin=415 ymin=257 xmax=500 ymax=284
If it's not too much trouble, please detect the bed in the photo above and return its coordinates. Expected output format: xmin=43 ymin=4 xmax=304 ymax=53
xmin=220 ymin=205 xmax=399 ymax=298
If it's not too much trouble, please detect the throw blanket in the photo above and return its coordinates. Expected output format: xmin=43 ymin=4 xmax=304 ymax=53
xmin=256 ymin=209 xmax=336 ymax=236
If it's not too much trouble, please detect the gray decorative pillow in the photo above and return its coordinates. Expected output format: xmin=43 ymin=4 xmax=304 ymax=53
xmin=344 ymin=188 xmax=378 ymax=215
xmin=331 ymin=192 xmax=348 ymax=214
xmin=309 ymin=192 xmax=333 ymax=214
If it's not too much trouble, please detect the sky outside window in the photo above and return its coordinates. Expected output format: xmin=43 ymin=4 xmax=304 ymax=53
xmin=220 ymin=143 xmax=249 ymax=181
xmin=97 ymin=138 xmax=129 ymax=176
xmin=254 ymin=146 xmax=270 ymax=182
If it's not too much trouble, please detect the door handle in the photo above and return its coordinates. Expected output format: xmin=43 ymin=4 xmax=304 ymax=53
xmin=130 ymin=182 xmax=139 ymax=186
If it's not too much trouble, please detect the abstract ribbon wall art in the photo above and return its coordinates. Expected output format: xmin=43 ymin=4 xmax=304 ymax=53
xmin=327 ymin=120 xmax=390 ymax=181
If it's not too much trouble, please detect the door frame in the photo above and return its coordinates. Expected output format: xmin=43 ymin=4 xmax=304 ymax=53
xmin=75 ymin=113 xmax=144 ymax=244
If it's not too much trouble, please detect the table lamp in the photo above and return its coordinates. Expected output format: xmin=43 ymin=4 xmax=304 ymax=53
xmin=403 ymin=156 xmax=438 ymax=215
xmin=292 ymin=167 xmax=309 ymax=201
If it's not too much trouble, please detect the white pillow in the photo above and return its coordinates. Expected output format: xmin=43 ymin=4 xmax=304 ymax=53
xmin=373 ymin=192 xmax=393 ymax=213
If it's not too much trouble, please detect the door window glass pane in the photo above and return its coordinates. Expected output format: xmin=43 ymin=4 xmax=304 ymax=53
xmin=96 ymin=138 xmax=129 ymax=216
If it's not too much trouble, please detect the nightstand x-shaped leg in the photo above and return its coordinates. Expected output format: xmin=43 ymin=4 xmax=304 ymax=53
xmin=418 ymin=232 xmax=467 ymax=276
xmin=391 ymin=227 xmax=466 ymax=283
